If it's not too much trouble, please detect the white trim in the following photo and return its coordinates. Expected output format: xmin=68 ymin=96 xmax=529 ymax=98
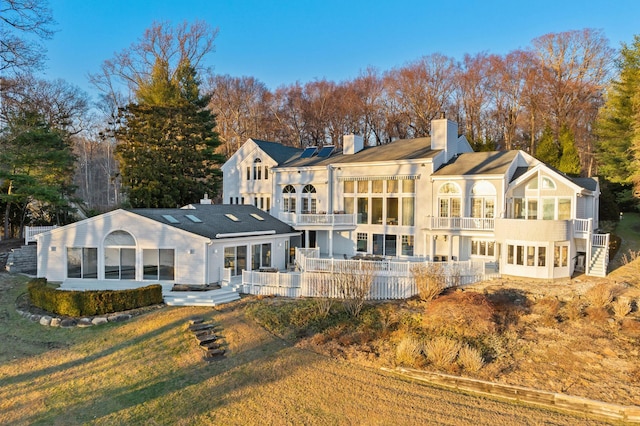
xmin=215 ymin=230 xmax=276 ymax=238
xmin=338 ymin=175 xmax=420 ymax=182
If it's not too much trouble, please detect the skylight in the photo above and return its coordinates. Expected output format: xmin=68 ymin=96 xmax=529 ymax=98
xmin=250 ymin=213 xmax=265 ymax=221
xmin=225 ymin=213 xmax=240 ymax=222
xmin=185 ymin=214 xmax=202 ymax=223
xmin=317 ymin=145 xmax=335 ymax=158
xmin=162 ymin=215 xmax=179 ymax=224
xmin=300 ymin=146 xmax=318 ymax=158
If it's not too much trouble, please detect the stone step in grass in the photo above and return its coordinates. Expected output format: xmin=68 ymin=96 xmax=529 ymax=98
xmin=189 ymin=323 xmax=217 ymax=332
xmin=203 ymin=348 xmax=225 ymax=361
xmin=193 ymin=328 xmax=222 ymax=338
xmin=186 ymin=318 xmax=226 ymax=361
xmin=195 ymin=334 xmax=219 ymax=345
xmin=188 ymin=317 xmax=204 ymax=325
xmin=199 ymin=341 xmax=222 ymax=351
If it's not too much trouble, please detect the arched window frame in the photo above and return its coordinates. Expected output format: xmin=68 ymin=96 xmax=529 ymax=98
xmin=438 ymin=182 xmax=461 ymax=218
xmin=282 ymin=185 xmax=296 ymax=213
xmin=302 ymin=184 xmax=317 ymax=213
xmin=470 ymin=181 xmax=496 ymax=218
xmin=103 ymin=230 xmax=136 ymax=280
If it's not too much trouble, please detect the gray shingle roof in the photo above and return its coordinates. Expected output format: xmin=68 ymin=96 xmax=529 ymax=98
xmin=253 ymin=140 xmax=302 ymax=165
xmin=569 ymin=177 xmax=598 ymax=191
xmin=434 ymin=151 xmax=519 ymax=176
xmin=128 ymin=204 xmax=297 ymax=239
xmin=279 ymin=137 xmax=439 ymax=168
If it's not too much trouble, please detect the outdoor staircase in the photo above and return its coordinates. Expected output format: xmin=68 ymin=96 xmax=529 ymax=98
xmin=163 ymin=285 xmax=240 ymax=307
xmin=588 ymin=246 xmax=608 ymax=278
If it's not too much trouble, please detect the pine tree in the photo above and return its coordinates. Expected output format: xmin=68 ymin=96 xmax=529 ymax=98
xmin=535 ymin=126 xmax=560 ymax=168
xmin=115 ymin=59 xmax=224 ymax=208
xmin=595 ymin=35 xmax=640 ymax=186
xmin=0 ymin=112 xmax=76 ymax=237
xmin=558 ymin=125 xmax=581 ymax=176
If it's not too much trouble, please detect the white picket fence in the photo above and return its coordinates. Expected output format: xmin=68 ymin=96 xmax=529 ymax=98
xmin=240 ymin=255 xmax=488 ymax=300
xmin=24 ymin=226 xmax=57 ymax=244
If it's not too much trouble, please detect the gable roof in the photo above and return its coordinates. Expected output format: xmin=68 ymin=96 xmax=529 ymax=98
xmin=279 ymin=137 xmax=440 ymax=168
xmin=508 ymin=162 xmax=599 ymax=193
xmin=128 ymin=204 xmax=297 ymax=239
xmin=252 ymin=139 xmax=302 ymax=165
xmin=433 ymin=151 xmax=519 ymax=176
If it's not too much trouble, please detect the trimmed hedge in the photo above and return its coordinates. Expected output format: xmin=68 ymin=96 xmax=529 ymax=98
xmin=27 ymin=278 xmax=164 ymax=317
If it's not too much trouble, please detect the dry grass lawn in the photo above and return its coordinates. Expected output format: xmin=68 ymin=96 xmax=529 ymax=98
xmin=0 ymin=273 xmax=610 ymax=425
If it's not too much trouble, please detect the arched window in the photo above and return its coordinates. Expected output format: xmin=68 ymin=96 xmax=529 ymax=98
xmin=104 ymin=230 xmax=136 ymax=280
xmin=282 ymin=185 xmax=296 ymax=213
xmin=542 ymin=177 xmax=556 ymax=190
xmin=302 ymin=184 xmax=317 ymax=213
xmin=253 ymin=158 xmax=262 ymax=180
xmin=471 ymin=181 xmax=496 ymax=218
xmin=438 ymin=182 xmax=461 ymax=218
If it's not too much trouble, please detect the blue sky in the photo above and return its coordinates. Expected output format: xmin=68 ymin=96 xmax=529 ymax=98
xmin=45 ymin=0 xmax=640 ymax=100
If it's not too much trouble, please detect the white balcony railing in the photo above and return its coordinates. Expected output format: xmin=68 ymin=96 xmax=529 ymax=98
xmin=574 ymin=218 xmax=593 ymax=234
xmin=279 ymin=212 xmax=356 ymax=227
xmin=25 ymin=225 xmax=57 ymax=244
xmin=427 ymin=216 xmax=495 ymax=231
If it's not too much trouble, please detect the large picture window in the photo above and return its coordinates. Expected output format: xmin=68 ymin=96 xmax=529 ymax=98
xmin=143 ymin=249 xmax=175 ymax=280
xmin=67 ymin=247 xmax=97 ymax=279
xmin=506 ymin=244 xmax=547 ymax=267
xmin=104 ymin=230 xmax=136 ymax=280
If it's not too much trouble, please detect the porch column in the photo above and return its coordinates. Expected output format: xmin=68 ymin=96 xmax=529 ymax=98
xmin=305 ymin=230 xmax=309 ymax=248
xmin=448 ymin=235 xmax=453 ymax=261
xmin=328 ymin=230 xmax=334 ymax=257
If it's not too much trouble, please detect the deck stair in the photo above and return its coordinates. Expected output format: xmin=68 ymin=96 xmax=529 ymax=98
xmin=163 ymin=286 xmax=240 ymax=307
xmin=588 ymin=246 xmax=608 ymax=277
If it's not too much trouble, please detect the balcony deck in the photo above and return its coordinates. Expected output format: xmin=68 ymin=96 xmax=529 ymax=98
xmin=278 ymin=212 xmax=357 ymax=229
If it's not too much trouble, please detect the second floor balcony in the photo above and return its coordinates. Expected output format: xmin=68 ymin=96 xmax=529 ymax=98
xmin=425 ymin=216 xmax=495 ymax=231
xmin=425 ymin=216 xmax=594 ymax=237
xmin=279 ymin=212 xmax=357 ymax=229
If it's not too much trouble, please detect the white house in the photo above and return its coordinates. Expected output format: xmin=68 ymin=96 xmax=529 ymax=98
xmin=222 ymin=117 xmax=608 ymax=279
xmin=35 ymin=201 xmax=300 ymax=287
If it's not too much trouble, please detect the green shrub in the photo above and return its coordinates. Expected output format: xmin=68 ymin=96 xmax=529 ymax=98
xmin=27 ymin=279 xmax=163 ymax=316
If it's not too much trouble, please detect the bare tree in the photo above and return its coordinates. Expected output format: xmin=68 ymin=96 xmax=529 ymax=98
xmin=455 ymin=52 xmax=493 ymax=146
xmin=1 ymin=75 xmax=89 ymax=134
xmin=383 ymin=54 xmax=457 ymax=139
xmin=89 ymin=20 xmax=218 ymax=105
xmin=0 ymin=0 xmax=55 ymax=74
xmin=207 ymin=74 xmax=271 ymax=156
xmin=531 ymin=29 xmax=614 ymax=172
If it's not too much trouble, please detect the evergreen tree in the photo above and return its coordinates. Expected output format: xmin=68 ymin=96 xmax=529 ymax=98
xmin=595 ymin=35 xmax=640 ymax=185
xmin=558 ymin=125 xmax=582 ymax=176
xmin=535 ymin=126 xmax=560 ymax=168
xmin=0 ymin=112 xmax=76 ymax=238
xmin=115 ymin=58 xmax=224 ymax=208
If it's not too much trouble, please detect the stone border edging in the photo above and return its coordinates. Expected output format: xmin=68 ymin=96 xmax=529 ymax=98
xmin=15 ymin=304 xmax=164 ymax=329
xmin=381 ymin=367 xmax=640 ymax=423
